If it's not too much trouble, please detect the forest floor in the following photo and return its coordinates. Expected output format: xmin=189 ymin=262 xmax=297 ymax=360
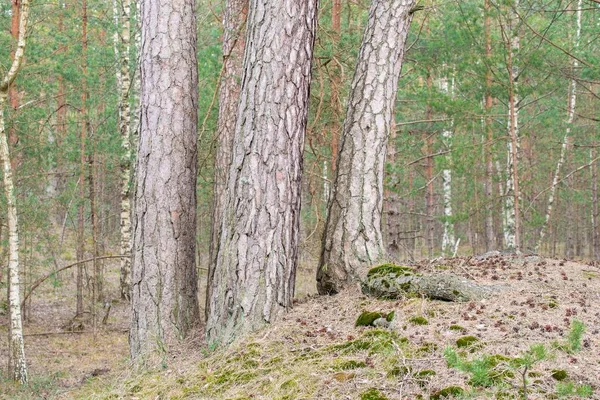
xmin=1 ymin=254 xmax=600 ymax=399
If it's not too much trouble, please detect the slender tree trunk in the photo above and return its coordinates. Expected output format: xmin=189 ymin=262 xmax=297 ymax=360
xmin=317 ymin=0 xmax=416 ymax=295
xmin=384 ymin=124 xmax=400 ymax=259
xmin=1 ymin=0 xmax=30 ymax=384
xmin=330 ymin=0 xmax=342 ymax=173
xmin=536 ymin=0 xmax=581 ymax=252
xmin=206 ymin=0 xmax=248 ymax=320
xmin=115 ymin=0 xmax=134 ymax=301
xmin=484 ymin=0 xmax=496 ymax=251
xmin=592 ymin=147 xmax=599 ymax=261
xmin=440 ymin=71 xmax=455 ymax=255
xmin=503 ymin=2 xmax=520 ymax=251
xmin=130 ymin=0 xmax=200 ymax=361
xmin=206 ymin=0 xmax=317 ymax=344
xmin=76 ymin=0 xmax=88 ymax=317
xmin=88 ymin=152 xmax=99 ymax=334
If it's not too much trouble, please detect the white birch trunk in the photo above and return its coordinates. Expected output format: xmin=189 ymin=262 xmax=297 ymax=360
xmin=116 ymin=0 xmax=133 ymax=300
xmin=439 ymin=72 xmax=455 ymax=255
xmin=0 ymin=0 xmax=30 ymax=384
xmin=536 ymin=0 xmax=581 ymax=252
xmin=504 ymin=1 xmax=520 ymax=251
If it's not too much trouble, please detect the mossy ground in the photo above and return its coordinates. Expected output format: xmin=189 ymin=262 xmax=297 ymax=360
xmin=3 ymin=256 xmax=600 ymax=399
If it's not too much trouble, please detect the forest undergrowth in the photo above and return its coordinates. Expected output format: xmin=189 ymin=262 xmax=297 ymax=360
xmin=1 ymin=254 xmax=599 ymax=399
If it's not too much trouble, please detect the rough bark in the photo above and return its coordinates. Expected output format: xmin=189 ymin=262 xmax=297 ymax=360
xmin=130 ymin=0 xmax=200 ymax=361
xmin=206 ymin=0 xmax=248 ymax=320
xmin=206 ymin=0 xmax=317 ymax=345
xmin=317 ymin=0 xmax=416 ymax=295
xmin=1 ymin=0 xmax=30 ymax=385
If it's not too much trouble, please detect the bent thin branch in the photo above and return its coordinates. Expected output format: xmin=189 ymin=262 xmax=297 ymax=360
xmin=21 ymin=255 xmax=130 ymax=308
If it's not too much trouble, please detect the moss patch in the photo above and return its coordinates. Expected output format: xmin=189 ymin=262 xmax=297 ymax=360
xmin=430 ymin=386 xmax=465 ymax=399
xmin=367 ymin=264 xmax=415 ymax=278
xmin=409 ymin=316 xmax=429 ymax=325
xmin=334 ymin=360 xmax=367 ymax=371
xmin=360 ymin=388 xmax=389 ymax=400
xmin=456 ymin=335 xmax=479 ymax=348
xmin=551 ymin=369 xmax=568 ymax=381
xmin=356 ymin=311 xmax=384 ymax=327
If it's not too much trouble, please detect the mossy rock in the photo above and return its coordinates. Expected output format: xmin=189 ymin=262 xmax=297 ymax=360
xmin=430 ymin=386 xmax=465 ymax=399
xmin=409 ymin=316 xmax=429 ymax=325
xmin=551 ymin=369 xmax=568 ymax=381
xmin=456 ymin=335 xmax=479 ymax=348
xmin=356 ymin=311 xmax=384 ymax=327
xmin=360 ymin=388 xmax=389 ymax=400
xmin=367 ymin=264 xmax=415 ymax=278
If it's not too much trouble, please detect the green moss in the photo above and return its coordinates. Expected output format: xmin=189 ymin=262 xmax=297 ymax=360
xmin=551 ymin=369 xmax=568 ymax=381
xmin=360 ymin=388 xmax=389 ymax=400
xmin=279 ymin=379 xmax=298 ymax=390
xmin=385 ymin=311 xmax=395 ymax=322
xmin=430 ymin=386 xmax=465 ymax=399
xmin=548 ymin=300 xmax=559 ymax=309
xmin=417 ymin=342 xmax=438 ymax=355
xmin=356 ymin=311 xmax=384 ymax=327
xmin=409 ymin=316 xmax=429 ymax=325
xmin=415 ymin=369 xmax=436 ymax=378
xmin=367 ymin=264 xmax=415 ymax=278
xmin=435 ymin=265 xmax=452 ymax=270
xmin=334 ymin=360 xmax=367 ymax=371
xmin=456 ymin=335 xmax=479 ymax=348
xmin=449 ymin=324 xmax=466 ymax=332
xmin=387 ymin=365 xmax=411 ymax=377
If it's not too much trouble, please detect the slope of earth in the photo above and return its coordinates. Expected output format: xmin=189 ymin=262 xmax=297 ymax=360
xmin=3 ymin=255 xmax=600 ymax=399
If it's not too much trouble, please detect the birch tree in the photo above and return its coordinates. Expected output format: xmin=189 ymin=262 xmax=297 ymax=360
xmin=439 ymin=70 xmax=455 ymax=256
xmin=1 ymin=0 xmax=31 ymax=384
xmin=536 ymin=0 xmax=582 ymax=251
xmin=502 ymin=0 xmax=521 ymax=251
xmin=317 ymin=0 xmax=417 ymax=295
xmin=114 ymin=0 xmax=133 ymax=301
xmin=130 ymin=0 xmax=201 ymax=361
xmin=206 ymin=0 xmax=317 ymax=345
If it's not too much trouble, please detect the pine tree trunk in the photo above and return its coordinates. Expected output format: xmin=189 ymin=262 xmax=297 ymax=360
xmin=206 ymin=0 xmax=248 ymax=320
xmin=592 ymin=147 xmax=599 ymax=261
xmin=206 ymin=0 xmax=317 ymax=345
xmin=76 ymin=0 xmax=88 ymax=318
xmin=330 ymin=0 xmax=342 ymax=174
xmin=130 ymin=0 xmax=200 ymax=361
xmin=484 ymin=0 xmax=496 ymax=251
xmin=1 ymin=0 xmax=30 ymax=384
xmin=317 ymin=0 xmax=416 ymax=295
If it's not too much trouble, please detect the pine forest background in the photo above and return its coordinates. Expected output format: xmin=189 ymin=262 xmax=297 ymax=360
xmin=0 ymin=0 xmax=599 ymax=309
